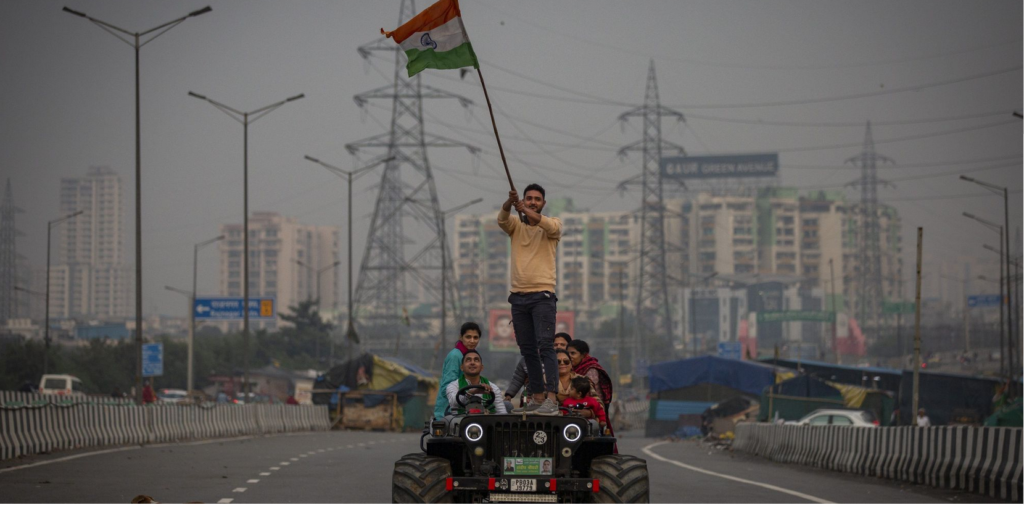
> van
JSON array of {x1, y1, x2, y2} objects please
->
[{"x1": 39, "y1": 374, "x2": 85, "y2": 396}]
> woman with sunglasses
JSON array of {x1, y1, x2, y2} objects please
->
[{"x1": 555, "y1": 349, "x2": 597, "y2": 404}]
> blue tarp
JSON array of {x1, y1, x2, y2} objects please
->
[
  {"x1": 649, "y1": 356, "x2": 778, "y2": 396},
  {"x1": 360, "y1": 375, "x2": 419, "y2": 408},
  {"x1": 378, "y1": 356, "x2": 435, "y2": 379}
]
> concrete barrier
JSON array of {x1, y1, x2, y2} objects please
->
[
  {"x1": 734, "y1": 423, "x2": 1022, "y2": 502},
  {"x1": 0, "y1": 392, "x2": 331, "y2": 461}
]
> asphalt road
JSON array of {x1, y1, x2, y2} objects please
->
[{"x1": 0, "y1": 430, "x2": 997, "y2": 503}]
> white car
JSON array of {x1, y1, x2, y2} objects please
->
[
  {"x1": 788, "y1": 409, "x2": 879, "y2": 427},
  {"x1": 39, "y1": 374, "x2": 85, "y2": 396},
  {"x1": 157, "y1": 388, "x2": 189, "y2": 404}
]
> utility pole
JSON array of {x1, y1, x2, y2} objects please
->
[
  {"x1": 963, "y1": 263, "x2": 970, "y2": 354},
  {"x1": 912, "y1": 228, "x2": 923, "y2": 418},
  {"x1": 829, "y1": 258, "x2": 838, "y2": 364},
  {"x1": 0, "y1": 180, "x2": 20, "y2": 325}
]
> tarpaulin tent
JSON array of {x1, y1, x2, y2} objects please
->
[
  {"x1": 646, "y1": 356, "x2": 792, "y2": 437},
  {"x1": 759, "y1": 375, "x2": 845, "y2": 422},
  {"x1": 313, "y1": 353, "x2": 438, "y2": 430}
]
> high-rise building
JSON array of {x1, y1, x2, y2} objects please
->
[
  {"x1": 50, "y1": 166, "x2": 132, "y2": 320},
  {"x1": 218, "y1": 212, "x2": 339, "y2": 329}
]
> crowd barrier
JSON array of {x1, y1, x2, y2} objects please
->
[
  {"x1": 733, "y1": 423, "x2": 1022, "y2": 502},
  {"x1": 0, "y1": 392, "x2": 331, "y2": 461}
]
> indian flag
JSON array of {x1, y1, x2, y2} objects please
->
[{"x1": 381, "y1": 0, "x2": 479, "y2": 77}]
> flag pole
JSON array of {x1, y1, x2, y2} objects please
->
[{"x1": 475, "y1": 67, "x2": 525, "y2": 221}]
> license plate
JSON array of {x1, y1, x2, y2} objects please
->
[{"x1": 510, "y1": 479, "x2": 536, "y2": 492}]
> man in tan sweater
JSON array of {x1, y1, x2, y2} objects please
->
[{"x1": 498, "y1": 183, "x2": 562, "y2": 415}]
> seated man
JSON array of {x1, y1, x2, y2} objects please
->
[{"x1": 446, "y1": 350, "x2": 508, "y2": 415}]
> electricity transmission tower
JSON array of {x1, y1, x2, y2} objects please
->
[
  {"x1": 618, "y1": 61, "x2": 686, "y2": 369},
  {"x1": 0, "y1": 179, "x2": 21, "y2": 324},
  {"x1": 345, "y1": 0, "x2": 476, "y2": 355},
  {"x1": 846, "y1": 121, "x2": 892, "y2": 333}
]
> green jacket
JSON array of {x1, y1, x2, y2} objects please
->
[{"x1": 433, "y1": 347, "x2": 464, "y2": 419}]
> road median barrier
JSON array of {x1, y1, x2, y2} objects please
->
[
  {"x1": 0, "y1": 391, "x2": 330, "y2": 461},
  {"x1": 733, "y1": 422, "x2": 1021, "y2": 502}
]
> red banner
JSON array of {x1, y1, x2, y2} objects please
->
[{"x1": 488, "y1": 309, "x2": 575, "y2": 352}]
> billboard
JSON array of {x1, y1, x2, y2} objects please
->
[
  {"x1": 488, "y1": 309, "x2": 575, "y2": 352},
  {"x1": 661, "y1": 153, "x2": 778, "y2": 179}
]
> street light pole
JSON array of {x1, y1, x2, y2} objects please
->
[
  {"x1": 188, "y1": 235, "x2": 223, "y2": 396},
  {"x1": 190, "y1": 92, "x2": 304, "y2": 398},
  {"x1": 963, "y1": 212, "x2": 1007, "y2": 378},
  {"x1": 63, "y1": 4, "x2": 211, "y2": 406},
  {"x1": 303, "y1": 156, "x2": 393, "y2": 360},
  {"x1": 44, "y1": 210, "x2": 83, "y2": 375},
  {"x1": 961, "y1": 176, "x2": 1016, "y2": 382}
]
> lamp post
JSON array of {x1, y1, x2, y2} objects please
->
[
  {"x1": 302, "y1": 156, "x2": 392, "y2": 360},
  {"x1": 165, "y1": 235, "x2": 223, "y2": 396},
  {"x1": 190, "y1": 91, "x2": 304, "y2": 398},
  {"x1": 295, "y1": 259, "x2": 341, "y2": 364},
  {"x1": 963, "y1": 212, "x2": 1010, "y2": 378},
  {"x1": 961, "y1": 175, "x2": 1015, "y2": 382},
  {"x1": 983, "y1": 244, "x2": 1022, "y2": 362},
  {"x1": 63, "y1": 4, "x2": 212, "y2": 406},
  {"x1": 43, "y1": 210, "x2": 83, "y2": 375}
]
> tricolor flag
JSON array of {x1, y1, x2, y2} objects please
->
[{"x1": 381, "y1": 0, "x2": 480, "y2": 78}]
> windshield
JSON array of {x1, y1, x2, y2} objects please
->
[
  {"x1": 859, "y1": 410, "x2": 878, "y2": 423},
  {"x1": 44, "y1": 378, "x2": 66, "y2": 390}
]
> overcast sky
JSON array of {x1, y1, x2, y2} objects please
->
[{"x1": 1, "y1": 0, "x2": 1021, "y2": 317}]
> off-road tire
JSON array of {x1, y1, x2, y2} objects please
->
[
  {"x1": 590, "y1": 454, "x2": 650, "y2": 503},
  {"x1": 392, "y1": 453, "x2": 453, "y2": 503}
]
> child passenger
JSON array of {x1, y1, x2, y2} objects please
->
[
  {"x1": 433, "y1": 322, "x2": 481, "y2": 419},
  {"x1": 562, "y1": 376, "x2": 607, "y2": 432}
]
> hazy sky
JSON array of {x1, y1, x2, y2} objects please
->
[{"x1": 1, "y1": 0, "x2": 1021, "y2": 317}]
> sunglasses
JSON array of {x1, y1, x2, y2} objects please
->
[{"x1": 557, "y1": 359, "x2": 571, "y2": 365}]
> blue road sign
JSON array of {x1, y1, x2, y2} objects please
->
[
  {"x1": 967, "y1": 294, "x2": 1003, "y2": 308},
  {"x1": 717, "y1": 342, "x2": 742, "y2": 360},
  {"x1": 142, "y1": 343, "x2": 163, "y2": 377},
  {"x1": 194, "y1": 297, "x2": 276, "y2": 320}
]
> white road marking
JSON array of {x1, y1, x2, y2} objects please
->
[
  {"x1": 299, "y1": 454, "x2": 308, "y2": 458},
  {"x1": 317, "y1": 449, "x2": 325, "y2": 452},
  {"x1": 280, "y1": 462, "x2": 290, "y2": 466},
  {"x1": 270, "y1": 467, "x2": 280, "y2": 470},
  {"x1": 260, "y1": 472, "x2": 271, "y2": 476},
  {"x1": 232, "y1": 488, "x2": 247, "y2": 493},
  {"x1": 247, "y1": 479, "x2": 259, "y2": 483},
  {"x1": 641, "y1": 441, "x2": 833, "y2": 504},
  {"x1": 0, "y1": 446, "x2": 139, "y2": 475},
  {"x1": 290, "y1": 457, "x2": 299, "y2": 461},
  {"x1": 217, "y1": 499, "x2": 234, "y2": 504}
]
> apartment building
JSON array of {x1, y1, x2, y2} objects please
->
[
  {"x1": 219, "y1": 212, "x2": 339, "y2": 329},
  {"x1": 50, "y1": 166, "x2": 132, "y2": 320}
]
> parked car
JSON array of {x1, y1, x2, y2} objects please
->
[
  {"x1": 787, "y1": 409, "x2": 879, "y2": 427},
  {"x1": 38, "y1": 374, "x2": 85, "y2": 396},
  {"x1": 156, "y1": 388, "x2": 189, "y2": 404}
]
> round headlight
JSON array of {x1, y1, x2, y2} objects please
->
[
  {"x1": 465, "y1": 423, "x2": 484, "y2": 442},
  {"x1": 563, "y1": 424, "x2": 581, "y2": 442}
]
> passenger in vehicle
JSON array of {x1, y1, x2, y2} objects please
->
[
  {"x1": 434, "y1": 322, "x2": 481, "y2": 420},
  {"x1": 446, "y1": 350, "x2": 508, "y2": 414}
]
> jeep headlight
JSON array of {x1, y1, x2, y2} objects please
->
[
  {"x1": 465, "y1": 423, "x2": 483, "y2": 442},
  {"x1": 563, "y1": 424, "x2": 581, "y2": 442}
]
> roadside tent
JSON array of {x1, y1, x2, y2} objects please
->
[
  {"x1": 647, "y1": 356, "x2": 793, "y2": 437},
  {"x1": 759, "y1": 375, "x2": 845, "y2": 422}
]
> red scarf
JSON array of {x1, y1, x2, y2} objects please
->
[
  {"x1": 455, "y1": 341, "x2": 471, "y2": 355},
  {"x1": 574, "y1": 355, "x2": 613, "y2": 404}
]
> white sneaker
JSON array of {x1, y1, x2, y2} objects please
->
[{"x1": 532, "y1": 398, "x2": 559, "y2": 416}]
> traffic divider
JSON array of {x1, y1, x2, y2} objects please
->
[
  {"x1": 0, "y1": 393, "x2": 330, "y2": 461},
  {"x1": 734, "y1": 423, "x2": 1022, "y2": 502}
]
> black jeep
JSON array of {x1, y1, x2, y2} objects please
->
[{"x1": 392, "y1": 385, "x2": 650, "y2": 503}]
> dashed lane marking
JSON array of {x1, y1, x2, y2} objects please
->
[
  {"x1": 247, "y1": 479, "x2": 259, "y2": 483},
  {"x1": 217, "y1": 499, "x2": 233, "y2": 504},
  {"x1": 270, "y1": 467, "x2": 280, "y2": 470},
  {"x1": 232, "y1": 488, "x2": 247, "y2": 493},
  {"x1": 299, "y1": 454, "x2": 308, "y2": 458},
  {"x1": 641, "y1": 441, "x2": 833, "y2": 504},
  {"x1": 280, "y1": 462, "x2": 290, "y2": 466},
  {"x1": 290, "y1": 458, "x2": 299, "y2": 461},
  {"x1": 260, "y1": 472, "x2": 271, "y2": 476}
]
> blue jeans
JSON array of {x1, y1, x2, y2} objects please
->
[{"x1": 508, "y1": 291, "x2": 558, "y2": 395}]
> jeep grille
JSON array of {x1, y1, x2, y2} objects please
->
[{"x1": 488, "y1": 420, "x2": 559, "y2": 459}]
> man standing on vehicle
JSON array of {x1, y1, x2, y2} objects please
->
[{"x1": 498, "y1": 184, "x2": 562, "y2": 415}]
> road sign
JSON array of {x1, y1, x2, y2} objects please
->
[
  {"x1": 194, "y1": 297, "x2": 276, "y2": 320},
  {"x1": 142, "y1": 343, "x2": 163, "y2": 377},
  {"x1": 967, "y1": 294, "x2": 1003, "y2": 308},
  {"x1": 757, "y1": 311, "x2": 835, "y2": 323},
  {"x1": 717, "y1": 342, "x2": 742, "y2": 360},
  {"x1": 882, "y1": 301, "x2": 916, "y2": 314}
]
